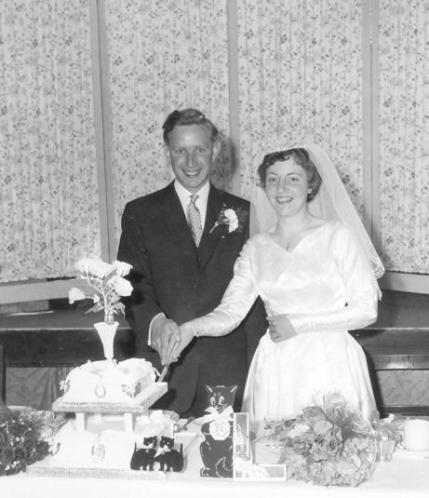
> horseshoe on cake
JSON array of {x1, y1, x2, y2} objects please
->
[{"x1": 95, "y1": 383, "x2": 106, "y2": 398}]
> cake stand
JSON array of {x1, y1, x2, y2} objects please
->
[{"x1": 52, "y1": 382, "x2": 168, "y2": 433}]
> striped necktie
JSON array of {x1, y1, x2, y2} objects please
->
[{"x1": 187, "y1": 194, "x2": 202, "y2": 246}]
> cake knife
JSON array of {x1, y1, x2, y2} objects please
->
[{"x1": 157, "y1": 337, "x2": 179, "y2": 383}]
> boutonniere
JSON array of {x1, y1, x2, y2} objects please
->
[{"x1": 209, "y1": 205, "x2": 247, "y2": 234}]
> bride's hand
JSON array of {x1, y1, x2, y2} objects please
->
[
  {"x1": 169, "y1": 323, "x2": 195, "y2": 363},
  {"x1": 268, "y1": 314, "x2": 297, "y2": 342}
]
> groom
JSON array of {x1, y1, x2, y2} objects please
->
[{"x1": 117, "y1": 108, "x2": 266, "y2": 417}]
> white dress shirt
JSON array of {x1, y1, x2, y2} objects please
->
[
  {"x1": 174, "y1": 180, "x2": 210, "y2": 229},
  {"x1": 148, "y1": 180, "x2": 211, "y2": 345}
]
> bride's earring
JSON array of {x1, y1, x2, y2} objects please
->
[{"x1": 307, "y1": 189, "x2": 312, "y2": 201}]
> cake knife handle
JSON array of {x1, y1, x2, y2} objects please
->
[
  {"x1": 158, "y1": 365, "x2": 169, "y2": 383},
  {"x1": 157, "y1": 338, "x2": 179, "y2": 383}
]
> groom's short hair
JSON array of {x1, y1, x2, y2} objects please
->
[{"x1": 162, "y1": 108, "x2": 219, "y2": 145}]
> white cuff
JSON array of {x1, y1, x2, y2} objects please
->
[{"x1": 148, "y1": 312, "x2": 165, "y2": 346}]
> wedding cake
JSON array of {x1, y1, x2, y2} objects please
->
[
  {"x1": 48, "y1": 411, "x2": 177, "y2": 470},
  {"x1": 59, "y1": 358, "x2": 158, "y2": 406}
]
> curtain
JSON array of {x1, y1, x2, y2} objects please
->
[
  {"x1": 378, "y1": 0, "x2": 429, "y2": 273},
  {"x1": 2, "y1": 0, "x2": 428, "y2": 282},
  {"x1": 0, "y1": 0, "x2": 100, "y2": 283},
  {"x1": 105, "y1": 0, "x2": 231, "y2": 246},
  {"x1": 236, "y1": 0, "x2": 365, "y2": 215}
]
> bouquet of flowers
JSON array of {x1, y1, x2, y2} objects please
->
[
  {"x1": 68, "y1": 258, "x2": 133, "y2": 325},
  {"x1": 0, "y1": 404, "x2": 64, "y2": 476},
  {"x1": 264, "y1": 394, "x2": 377, "y2": 487}
]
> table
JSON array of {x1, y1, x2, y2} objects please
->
[{"x1": 3, "y1": 446, "x2": 429, "y2": 498}]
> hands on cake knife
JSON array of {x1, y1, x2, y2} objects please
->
[{"x1": 158, "y1": 336, "x2": 180, "y2": 382}]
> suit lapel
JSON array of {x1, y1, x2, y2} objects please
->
[
  {"x1": 198, "y1": 185, "x2": 225, "y2": 270},
  {"x1": 160, "y1": 183, "x2": 198, "y2": 258}
]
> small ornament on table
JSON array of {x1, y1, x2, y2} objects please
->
[
  {"x1": 374, "y1": 413, "x2": 403, "y2": 461},
  {"x1": 233, "y1": 412, "x2": 286, "y2": 481},
  {"x1": 154, "y1": 436, "x2": 184, "y2": 472},
  {"x1": 130, "y1": 412, "x2": 185, "y2": 473},
  {"x1": 199, "y1": 385, "x2": 237, "y2": 478},
  {"x1": 403, "y1": 418, "x2": 429, "y2": 452},
  {"x1": 130, "y1": 436, "x2": 158, "y2": 471}
]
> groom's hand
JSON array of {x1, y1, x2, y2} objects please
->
[
  {"x1": 268, "y1": 314, "x2": 297, "y2": 343},
  {"x1": 151, "y1": 315, "x2": 180, "y2": 365},
  {"x1": 169, "y1": 324, "x2": 195, "y2": 363}
]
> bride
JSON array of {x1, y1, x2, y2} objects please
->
[{"x1": 170, "y1": 143, "x2": 384, "y2": 433}]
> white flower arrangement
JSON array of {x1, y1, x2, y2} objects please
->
[
  {"x1": 263, "y1": 394, "x2": 378, "y2": 487},
  {"x1": 210, "y1": 205, "x2": 247, "y2": 234},
  {"x1": 68, "y1": 258, "x2": 133, "y2": 325}
]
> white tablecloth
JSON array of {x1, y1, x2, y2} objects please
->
[{"x1": 3, "y1": 445, "x2": 429, "y2": 498}]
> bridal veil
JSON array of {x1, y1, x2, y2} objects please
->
[{"x1": 250, "y1": 143, "x2": 385, "y2": 280}]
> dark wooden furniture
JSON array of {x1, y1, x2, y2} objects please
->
[
  {"x1": 0, "y1": 344, "x2": 4, "y2": 402},
  {"x1": 351, "y1": 327, "x2": 429, "y2": 416},
  {"x1": 0, "y1": 309, "x2": 135, "y2": 368},
  {"x1": 1, "y1": 291, "x2": 429, "y2": 415}
]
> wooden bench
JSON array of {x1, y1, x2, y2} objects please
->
[
  {"x1": 0, "y1": 344, "x2": 4, "y2": 402},
  {"x1": 351, "y1": 327, "x2": 429, "y2": 416},
  {"x1": 1, "y1": 292, "x2": 429, "y2": 415}
]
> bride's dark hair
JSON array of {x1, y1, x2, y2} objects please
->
[{"x1": 257, "y1": 148, "x2": 322, "y2": 201}]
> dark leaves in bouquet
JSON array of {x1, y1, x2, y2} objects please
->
[{"x1": 0, "y1": 411, "x2": 51, "y2": 476}]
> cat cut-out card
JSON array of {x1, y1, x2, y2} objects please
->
[
  {"x1": 199, "y1": 385, "x2": 286, "y2": 480},
  {"x1": 199, "y1": 385, "x2": 236, "y2": 478}
]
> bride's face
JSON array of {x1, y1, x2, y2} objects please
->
[{"x1": 264, "y1": 158, "x2": 309, "y2": 217}]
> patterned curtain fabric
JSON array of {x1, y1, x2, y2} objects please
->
[
  {"x1": 236, "y1": 0, "x2": 365, "y2": 215},
  {"x1": 1, "y1": 0, "x2": 428, "y2": 282},
  {"x1": 378, "y1": 0, "x2": 429, "y2": 273},
  {"x1": 0, "y1": 0, "x2": 100, "y2": 283},
  {"x1": 105, "y1": 0, "x2": 231, "y2": 246}
]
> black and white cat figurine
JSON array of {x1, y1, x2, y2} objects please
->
[
  {"x1": 200, "y1": 384, "x2": 237, "y2": 478},
  {"x1": 130, "y1": 436, "x2": 157, "y2": 471},
  {"x1": 154, "y1": 436, "x2": 184, "y2": 472}
]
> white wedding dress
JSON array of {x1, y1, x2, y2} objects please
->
[{"x1": 186, "y1": 221, "x2": 379, "y2": 433}]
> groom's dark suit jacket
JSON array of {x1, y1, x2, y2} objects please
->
[{"x1": 117, "y1": 182, "x2": 266, "y2": 415}]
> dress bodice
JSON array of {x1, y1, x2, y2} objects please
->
[
  {"x1": 186, "y1": 221, "x2": 379, "y2": 337},
  {"x1": 250, "y1": 222, "x2": 353, "y2": 317}
]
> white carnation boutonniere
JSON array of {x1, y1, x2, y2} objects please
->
[
  {"x1": 209, "y1": 205, "x2": 247, "y2": 235},
  {"x1": 68, "y1": 258, "x2": 133, "y2": 325}
]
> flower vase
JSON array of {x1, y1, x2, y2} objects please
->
[{"x1": 93, "y1": 321, "x2": 119, "y2": 360}]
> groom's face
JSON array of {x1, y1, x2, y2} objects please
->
[{"x1": 167, "y1": 124, "x2": 217, "y2": 194}]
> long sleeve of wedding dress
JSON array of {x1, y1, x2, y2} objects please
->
[
  {"x1": 186, "y1": 241, "x2": 260, "y2": 337},
  {"x1": 286, "y1": 224, "x2": 379, "y2": 334},
  {"x1": 185, "y1": 222, "x2": 379, "y2": 339}
]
